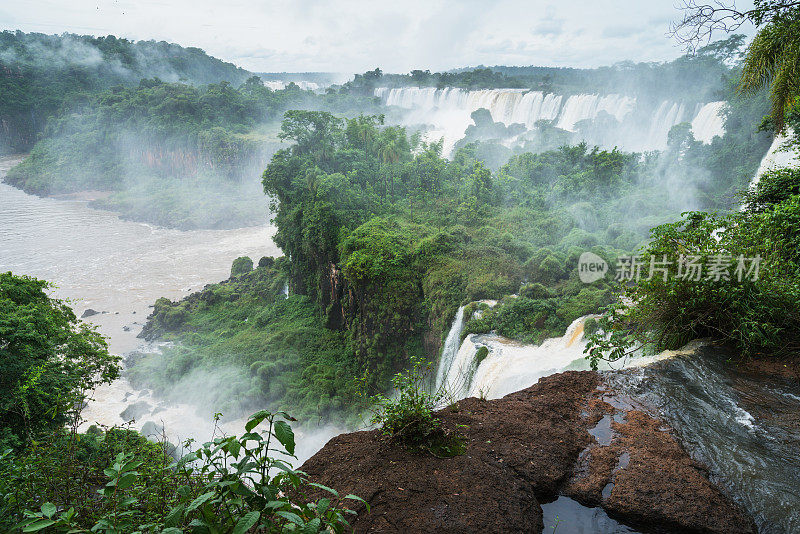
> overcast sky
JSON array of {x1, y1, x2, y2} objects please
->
[{"x1": 0, "y1": 0, "x2": 755, "y2": 74}]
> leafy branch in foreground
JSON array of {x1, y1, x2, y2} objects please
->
[{"x1": 9, "y1": 410, "x2": 367, "y2": 533}]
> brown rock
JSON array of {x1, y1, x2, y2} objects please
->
[
  {"x1": 301, "y1": 371, "x2": 755, "y2": 534},
  {"x1": 300, "y1": 430, "x2": 542, "y2": 533}
]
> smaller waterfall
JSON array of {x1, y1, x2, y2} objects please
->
[
  {"x1": 434, "y1": 306, "x2": 467, "y2": 392},
  {"x1": 468, "y1": 316, "x2": 590, "y2": 399},
  {"x1": 747, "y1": 128, "x2": 799, "y2": 192},
  {"x1": 434, "y1": 312, "x2": 594, "y2": 402},
  {"x1": 690, "y1": 101, "x2": 727, "y2": 143}
]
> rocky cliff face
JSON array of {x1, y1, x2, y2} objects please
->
[{"x1": 301, "y1": 371, "x2": 755, "y2": 534}]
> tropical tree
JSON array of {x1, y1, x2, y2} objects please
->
[
  {"x1": 672, "y1": 1, "x2": 800, "y2": 129},
  {"x1": 739, "y1": 11, "x2": 800, "y2": 130},
  {"x1": 0, "y1": 272, "x2": 119, "y2": 449}
]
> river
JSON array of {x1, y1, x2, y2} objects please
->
[{"x1": 0, "y1": 155, "x2": 281, "y2": 443}]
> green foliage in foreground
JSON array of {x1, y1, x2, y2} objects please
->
[
  {"x1": 0, "y1": 272, "x2": 120, "y2": 450},
  {"x1": 2, "y1": 411, "x2": 366, "y2": 533},
  {"x1": 586, "y1": 163, "x2": 800, "y2": 368},
  {"x1": 0, "y1": 271, "x2": 363, "y2": 532}
]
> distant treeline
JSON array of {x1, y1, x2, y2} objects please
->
[
  {"x1": 0, "y1": 31, "x2": 250, "y2": 153},
  {"x1": 4, "y1": 76, "x2": 387, "y2": 228},
  {"x1": 342, "y1": 35, "x2": 746, "y2": 104}
]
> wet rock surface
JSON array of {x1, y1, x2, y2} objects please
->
[
  {"x1": 120, "y1": 400, "x2": 152, "y2": 422},
  {"x1": 301, "y1": 371, "x2": 756, "y2": 534}
]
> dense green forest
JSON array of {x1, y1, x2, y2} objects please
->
[
  {"x1": 4, "y1": 76, "x2": 386, "y2": 228},
  {"x1": 0, "y1": 31, "x2": 250, "y2": 154}
]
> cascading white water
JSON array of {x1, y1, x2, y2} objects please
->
[
  {"x1": 643, "y1": 101, "x2": 688, "y2": 150},
  {"x1": 747, "y1": 128, "x2": 799, "y2": 192},
  {"x1": 262, "y1": 80, "x2": 321, "y2": 91},
  {"x1": 434, "y1": 306, "x2": 467, "y2": 393},
  {"x1": 461, "y1": 316, "x2": 591, "y2": 400},
  {"x1": 555, "y1": 93, "x2": 635, "y2": 132},
  {"x1": 690, "y1": 101, "x2": 727, "y2": 143},
  {"x1": 433, "y1": 307, "x2": 711, "y2": 403},
  {"x1": 376, "y1": 86, "x2": 723, "y2": 155},
  {"x1": 433, "y1": 303, "x2": 596, "y2": 401}
]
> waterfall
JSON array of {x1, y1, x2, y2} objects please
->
[
  {"x1": 433, "y1": 311, "x2": 701, "y2": 402},
  {"x1": 747, "y1": 128, "x2": 799, "y2": 192},
  {"x1": 690, "y1": 101, "x2": 727, "y2": 143},
  {"x1": 434, "y1": 312, "x2": 594, "y2": 402},
  {"x1": 555, "y1": 94, "x2": 635, "y2": 132},
  {"x1": 375, "y1": 86, "x2": 721, "y2": 155},
  {"x1": 434, "y1": 306, "x2": 467, "y2": 392},
  {"x1": 467, "y1": 316, "x2": 590, "y2": 399},
  {"x1": 643, "y1": 101, "x2": 688, "y2": 150},
  {"x1": 262, "y1": 80, "x2": 321, "y2": 91}
]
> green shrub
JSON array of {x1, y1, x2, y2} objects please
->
[
  {"x1": 519, "y1": 282, "x2": 554, "y2": 300},
  {"x1": 583, "y1": 317, "x2": 599, "y2": 336},
  {"x1": 475, "y1": 346, "x2": 489, "y2": 365},
  {"x1": 231, "y1": 256, "x2": 254, "y2": 277},
  {"x1": 531, "y1": 255, "x2": 565, "y2": 285},
  {"x1": 258, "y1": 256, "x2": 276, "y2": 268},
  {"x1": 369, "y1": 358, "x2": 464, "y2": 457},
  {"x1": 9, "y1": 411, "x2": 367, "y2": 534}
]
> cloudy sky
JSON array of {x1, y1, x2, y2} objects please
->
[{"x1": 0, "y1": 0, "x2": 755, "y2": 73}]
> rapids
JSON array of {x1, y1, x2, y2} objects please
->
[{"x1": 434, "y1": 304, "x2": 800, "y2": 533}]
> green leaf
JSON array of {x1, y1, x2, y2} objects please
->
[
  {"x1": 266, "y1": 500, "x2": 288, "y2": 510},
  {"x1": 273, "y1": 420, "x2": 296, "y2": 455},
  {"x1": 275, "y1": 511, "x2": 304, "y2": 526},
  {"x1": 316, "y1": 498, "x2": 330, "y2": 517},
  {"x1": 245, "y1": 409, "x2": 272, "y2": 432},
  {"x1": 22, "y1": 519, "x2": 56, "y2": 532},
  {"x1": 345, "y1": 494, "x2": 370, "y2": 512},
  {"x1": 40, "y1": 502, "x2": 56, "y2": 519},
  {"x1": 165, "y1": 504, "x2": 184, "y2": 527},
  {"x1": 308, "y1": 482, "x2": 338, "y2": 497},
  {"x1": 232, "y1": 511, "x2": 260, "y2": 534},
  {"x1": 116, "y1": 472, "x2": 138, "y2": 490},
  {"x1": 301, "y1": 517, "x2": 321, "y2": 533},
  {"x1": 186, "y1": 491, "x2": 215, "y2": 512},
  {"x1": 160, "y1": 529, "x2": 184, "y2": 534}
]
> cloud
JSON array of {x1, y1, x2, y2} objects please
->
[
  {"x1": 0, "y1": 0, "x2": 756, "y2": 73},
  {"x1": 532, "y1": 9, "x2": 565, "y2": 37},
  {"x1": 602, "y1": 25, "x2": 642, "y2": 39}
]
